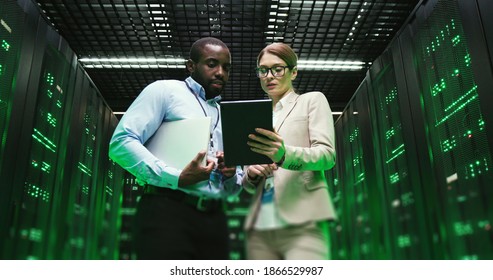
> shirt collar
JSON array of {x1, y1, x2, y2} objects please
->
[
  {"x1": 185, "y1": 76, "x2": 222, "y2": 105},
  {"x1": 185, "y1": 77, "x2": 206, "y2": 100},
  {"x1": 275, "y1": 91, "x2": 295, "y2": 112}
]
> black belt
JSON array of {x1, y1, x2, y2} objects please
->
[{"x1": 144, "y1": 185, "x2": 224, "y2": 213}]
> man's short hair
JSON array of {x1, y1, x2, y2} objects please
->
[{"x1": 189, "y1": 37, "x2": 229, "y2": 62}]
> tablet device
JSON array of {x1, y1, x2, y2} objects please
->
[
  {"x1": 220, "y1": 99, "x2": 273, "y2": 166},
  {"x1": 145, "y1": 117, "x2": 211, "y2": 169}
]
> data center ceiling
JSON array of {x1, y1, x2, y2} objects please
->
[{"x1": 34, "y1": 0, "x2": 420, "y2": 113}]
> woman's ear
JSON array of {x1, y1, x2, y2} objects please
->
[{"x1": 291, "y1": 66, "x2": 298, "y2": 80}]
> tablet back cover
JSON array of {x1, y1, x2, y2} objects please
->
[{"x1": 220, "y1": 99, "x2": 272, "y2": 166}]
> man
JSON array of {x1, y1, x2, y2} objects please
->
[{"x1": 109, "y1": 37, "x2": 243, "y2": 259}]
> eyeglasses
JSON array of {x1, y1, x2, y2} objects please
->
[{"x1": 255, "y1": 65, "x2": 293, "y2": 78}]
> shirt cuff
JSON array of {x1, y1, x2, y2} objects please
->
[{"x1": 144, "y1": 163, "x2": 181, "y2": 189}]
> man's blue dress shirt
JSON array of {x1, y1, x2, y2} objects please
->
[{"x1": 109, "y1": 77, "x2": 243, "y2": 198}]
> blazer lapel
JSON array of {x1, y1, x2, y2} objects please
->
[{"x1": 274, "y1": 92, "x2": 299, "y2": 132}]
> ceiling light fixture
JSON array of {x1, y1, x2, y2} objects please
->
[
  {"x1": 297, "y1": 60, "x2": 366, "y2": 70},
  {"x1": 79, "y1": 58, "x2": 365, "y2": 71},
  {"x1": 79, "y1": 57, "x2": 187, "y2": 69}
]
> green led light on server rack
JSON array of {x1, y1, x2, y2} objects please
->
[
  {"x1": 1, "y1": 39, "x2": 9, "y2": 51},
  {"x1": 20, "y1": 228, "x2": 43, "y2": 242},
  {"x1": 86, "y1": 147, "x2": 93, "y2": 157},
  {"x1": 466, "y1": 158, "x2": 489, "y2": 176},
  {"x1": 435, "y1": 85, "x2": 478, "y2": 126},
  {"x1": 401, "y1": 192, "x2": 415, "y2": 206},
  {"x1": 440, "y1": 137, "x2": 457, "y2": 152},
  {"x1": 431, "y1": 79, "x2": 446, "y2": 96},
  {"x1": 389, "y1": 173, "x2": 400, "y2": 184},
  {"x1": 465, "y1": 53, "x2": 471, "y2": 66},
  {"x1": 452, "y1": 35, "x2": 461, "y2": 46},
  {"x1": 478, "y1": 118, "x2": 485, "y2": 130},
  {"x1": 477, "y1": 220, "x2": 490, "y2": 229},
  {"x1": 82, "y1": 185, "x2": 89, "y2": 195},
  {"x1": 425, "y1": 19, "x2": 456, "y2": 55},
  {"x1": 41, "y1": 162, "x2": 51, "y2": 173},
  {"x1": 454, "y1": 222, "x2": 473, "y2": 236},
  {"x1": 386, "y1": 144, "x2": 405, "y2": 164},
  {"x1": 32, "y1": 128, "x2": 56, "y2": 152},
  {"x1": 46, "y1": 113, "x2": 56, "y2": 127},
  {"x1": 355, "y1": 173, "x2": 365, "y2": 185},
  {"x1": 25, "y1": 183, "x2": 50, "y2": 202},
  {"x1": 397, "y1": 235, "x2": 412, "y2": 248},
  {"x1": 385, "y1": 87, "x2": 398, "y2": 104},
  {"x1": 105, "y1": 186, "x2": 113, "y2": 196},
  {"x1": 385, "y1": 128, "x2": 396, "y2": 140},
  {"x1": 78, "y1": 162, "x2": 93, "y2": 176},
  {"x1": 349, "y1": 128, "x2": 359, "y2": 142},
  {"x1": 30, "y1": 160, "x2": 51, "y2": 173},
  {"x1": 45, "y1": 73, "x2": 54, "y2": 85}
]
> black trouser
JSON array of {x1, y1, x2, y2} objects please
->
[{"x1": 132, "y1": 193, "x2": 229, "y2": 260}]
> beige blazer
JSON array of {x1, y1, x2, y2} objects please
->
[{"x1": 242, "y1": 91, "x2": 337, "y2": 230}]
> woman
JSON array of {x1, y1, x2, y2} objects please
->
[{"x1": 243, "y1": 42, "x2": 337, "y2": 260}]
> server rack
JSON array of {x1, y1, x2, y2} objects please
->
[
  {"x1": 334, "y1": 0, "x2": 493, "y2": 259},
  {"x1": 224, "y1": 190, "x2": 252, "y2": 260},
  {"x1": 5, "y1": 11, "x2": 77, "y2": 259},
  {"x1": 0, "y1": 0, "x2": 31, "y2": 247},
  {"x1": 0, "y1": 0, "x2": 24, "y2": 177},
  {"x1": 458, "y1": 0, "x2": 493, "y2": 150},
  {"x1": 101, "y1": 115, "x2": 125, "y2": 260},
  {"x1": 407, "y1": 0, "x2": 493, "y2": 259},
  {"x1": 366, "y1": 41, "x2": 439, "y2": 259},
  {"x1": 326, "y1": 162, "x2": 346, "y2": 259},
  {"x1": 0, "y1": 0, "x2": 124, "y2": 259},
  {"x1": 118, "y1": 173, "x2": 142, "y2": 260},
  {"x1": 334, "y1": 80, "x2": 392, "y2": 259}
]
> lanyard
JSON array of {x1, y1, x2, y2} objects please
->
[{"x1": 186, "y1": 83, "x2": 220, "y2": 147}]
